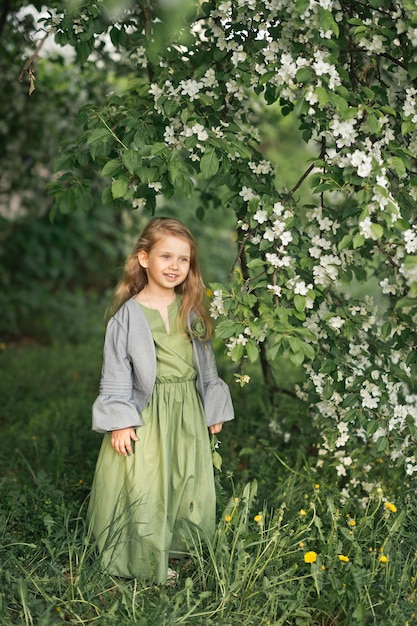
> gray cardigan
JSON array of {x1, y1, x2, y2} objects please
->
[{"x1": 92, "y1": 298, "x2": 234, "y2": 433}]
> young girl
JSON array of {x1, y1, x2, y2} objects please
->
[{"x1": 87, "y1": 217, "x2": 234, "y2": 584}]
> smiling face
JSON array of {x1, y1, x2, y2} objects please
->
[{"x1": 138, "y1": 234, "x2": 191, "y2": 295}]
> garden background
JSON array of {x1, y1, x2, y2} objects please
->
[{"x1": 1, "y1": 1, "x2": 417, "y2": 624}]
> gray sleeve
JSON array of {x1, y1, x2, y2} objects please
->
[
  {"x1": 198, "y1": 340, "x2": 235, "y2": 427},
  {"x1": 203, "y1": 377, "x2": 235, "y2": 427},
  {"x1": 92, "y1": 318, "x2": 143, "y2": 433}
]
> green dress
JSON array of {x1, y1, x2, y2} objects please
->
[{"x1": 87, "y1": 299, "x2": 216, "y2": 583}]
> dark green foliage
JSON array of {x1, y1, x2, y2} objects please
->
[{"x1": 0, "y1": 208, "x2": 128, "y2": 341}]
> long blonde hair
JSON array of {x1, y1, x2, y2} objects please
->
[{"x1": 109, "y1": 218, "x2": 212, "y2": 339}]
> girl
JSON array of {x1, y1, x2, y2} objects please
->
[{"x1": 87, "y1": 217, "x2": 234, "y2": 584}]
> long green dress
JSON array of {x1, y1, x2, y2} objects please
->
[{"x1": 87, "y1": 299, "x2": 216, "y2": 583}]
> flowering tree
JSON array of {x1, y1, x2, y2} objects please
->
[{"x1": 28, "y1": 0, "x2": 417, "y2": 496}]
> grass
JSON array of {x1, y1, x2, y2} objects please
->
[{"x1": 0, "y1": 309, "x2": 416, "y2": 625}]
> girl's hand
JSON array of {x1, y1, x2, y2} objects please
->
[
  {"x1": 111, "y1": 427, "x2": 139, "y2": 456},
  {"x1": 209, "y1": 422, "x2": 223, "y2": 434}
]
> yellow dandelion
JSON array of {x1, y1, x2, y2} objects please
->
[
  {"x1": 385, "y1": 502, "x2": 397, "y2": 513},
  {"x1": 254, "y1": 513, "x2": 263, "y2": 523},
  {"x1": 379, "y1": 555, "x2": 388, "y2": 564},
  {"x1": 299, "y1": 509, "x2": 307, "y2": 516},
  {"x1": 348, "y1": 519, "x2": 356, "y2": 527},
  {"x1": 206, "y1": 288, "x2": 213, "y2": 297},
  {"x1": 314, "y1": 484, "x2": 320, "y2": 490},
  {"x1": 304, "y1": 551, "x2": 318, "y2": 564},
  {"x1": 321, "y1": 564, "x2": 326, "y2": 570},
  {"x1": 224, "y1": 514, "x2": 232, "y2": 523},
  {"x1": 338, "y1": 554, "x2": 349, "y2": 563}
]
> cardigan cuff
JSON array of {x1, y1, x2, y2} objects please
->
[{"x1": 92, "y1": 394, "x2": 142, "y2": 433}]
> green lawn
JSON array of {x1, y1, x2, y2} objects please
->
[{"x1": 0, "y1": 314, "x2": 416, "y2": 625}]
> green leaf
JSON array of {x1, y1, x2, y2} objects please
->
[
  {"x1": 246, "y1": 341, "x2": 259, "y2": 363},
  {"x1": 402, "y1": 120, "x2": 415, "y2": 136},
  {"x1": 322, "y1": 382, "x2": 333, "y2": 400},
  {"x1": 101, "y1": 159, "x2": 123, "y2": 178},
  {"x1": 370, "y1": 223, "x2": 383, "y2": 240},
  {"x1": 122, "y1": 150, "x2": 143, "y2": 175},
  {"x1": 289, "y1": 351, "x2": 304, "y2": 367},
  {"x1": 366, "y1": 113, "x2": 380, "y2": 135},
  {"x1": 389, "y1": 156, "x2": 407, "y2": 177},
  {"x1": 228, "y1": 139, "x2": 253, "y2": 159},
  {"x1": 215, "y1": 319, "x2": 243, "y2": 339},
  {"x1": 409, "y1": 62, "x2": 417, "y2": 81},
  {"x1": 295, "y1": 0, "x2": 309, "y2": 15},
  {"x1": 76, "y1": 40, "x2": 90, "y2": 64},
  {"x1": 315, "y1": 86, "x2": 329, "y2": 107},
  {"x1": 318, "y1": 7, "x2": 339, "y2": 36},
  {"x1": 212, "y1": 450, "x2": 222, "y2": 471},
  {"x1": 258, "y1": 71, "x2": 276, "y2": 86},
  {"x1": 296, "y1": 67, "x2": 314, "y2": 83},
  {"x1": 381, "y1": 322, "x2": 391, "y2": 340},
  {"x1": 87, "y1": 127, "x2": 111, "y2": 145},
  {"x1": 101, "y1": 185, "x2": 113, "y2": 205},
  {"x1": 200, "y1": 148, "x2": 219, "y2": 177},
  {"x1": 353, "y1": 233, "x2": 364, "y2": 248},
  {"x1": 288, "y1": 336, "x2": 304, "y2": 353},
  {"x1": 338, "y1": 234, "x2": 353, "y2": 251},
  {"x1": 247, "y1": 258, "x2": 265, "y2": 269},
  {"x1": 111, "y1": 177, "x2": 129, "y2": 199},
  {"x1": 59, "y1": 188, "x2": 75, "y2": 214},
  {"x1": 294, "y1": 295, "x2": 306, "y2": 312},
  {"x1": 302, "y1": 342, "x2": 315, "y2": 360}
]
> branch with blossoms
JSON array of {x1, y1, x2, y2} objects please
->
[{"x1": 44, "y1": 0, "x2": 417, "y2": 497}]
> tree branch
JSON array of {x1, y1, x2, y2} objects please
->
[
  {"x1": 228, "y1": 233, "x2": 249, "y2": 281},
  {"x1": 283, "y1": 135, "x2": 327, "y2": 205},
  {"x1": 18, "y1": 31, "x2": 51, "y2": 95}
]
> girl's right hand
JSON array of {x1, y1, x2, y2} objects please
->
[{"x1": 111, "y1": 427, "x2": 139, "y2": 456}]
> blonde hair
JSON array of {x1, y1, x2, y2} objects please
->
[{"x1": 109, "y1": 218, "x2": 212, "y2": 339}]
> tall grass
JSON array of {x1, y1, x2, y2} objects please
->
[{"x1": 0, "y1": 325, "x2": 416, "y2": 625}]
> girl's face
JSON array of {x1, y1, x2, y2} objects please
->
[{"x1": 138, "y1": 235, "x2": 191, "y2": 293}]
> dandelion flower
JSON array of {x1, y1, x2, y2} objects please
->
[
  {"x1": 385, "y1": 502, "x2": 397, "y2": 513},
  {"x1": 314, "y1": 484, "x2": 320, "y2": 490},
  {"x1": 304, "y1": 551, "x2": 318, "y2": 564},
  {"x1": 254, "y1": 513, "x2": 263, "y2": 523},
  {"x1": 379, "y1": 555, "x2": 388, "y2": 563},
  {"x1": 348, "y1": 519, "x2": 356, "y2": 527},
  {"x1": 299, "y1": 509, "x2": 307, "y2": 516},
  {"x1": 321, "y1": 564, "x2": 326, "y2": 570},
  {"x1": 338, "y1": 554, "x2": 350, "y2": 563},
  {"x1": 224, "y1": 514, "x2": 232, "y2": 523}
]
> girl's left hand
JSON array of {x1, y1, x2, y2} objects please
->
[{"x1": 209, "y1": 422, "x2": 223, "y2": 434}]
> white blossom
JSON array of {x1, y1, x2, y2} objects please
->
[{"x1": 253, "y1": 209, "x2": 268, "y2": 223}]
